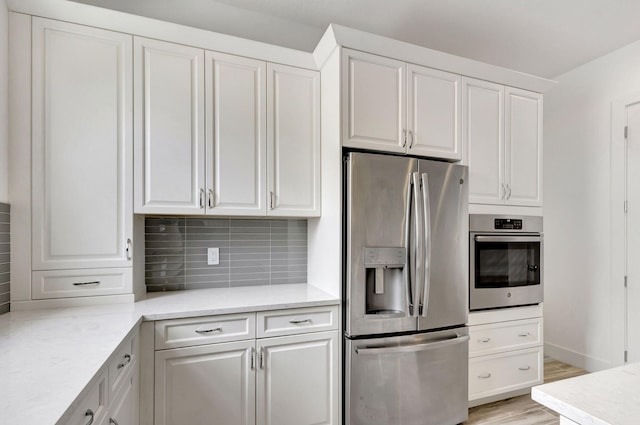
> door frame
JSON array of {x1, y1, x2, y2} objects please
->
[{"x1": 611, "y1": 92, "x2": 640, "y2": 366}]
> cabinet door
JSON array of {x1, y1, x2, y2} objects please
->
[
  {"x1": 108, "y1": 370, "x2": 139, "y2": 425},
  {"x1": 134, "y1": 37, "x2": 205, "y2": 214},
  {"x1": 505, "y1": 87, "x2": 543, "y2": 206},
  {"x1": 464, "y1": 77, "x2": 505, "y2": 205},
  {"x1": 342, "y1": 49, "x2": 406, "y2": 153},
  {"x1": 407, "y1": 65, "x2": 462, "y2": 160},
  {"x1": 257, "y1": 331, "x2": 339, "y2": 425},
  {"x1": 267, "y1": 64, "x2": 320, "y2": 217},
  {"x1": 155, "y1": 340, "x2": 256, "y2": 425},
  {"x1": 205, "y1": 51, "x2": 266, "y2": 215},
  {"x1": 31, "y1": 18, "x2": 132, "y2": 270}
]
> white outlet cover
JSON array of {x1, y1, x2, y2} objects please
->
[{"x1": 207, "y1": 248, "x2": 220, "y2": 265}]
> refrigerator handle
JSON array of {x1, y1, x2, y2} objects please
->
[
  {"x1": 420, "y1": 173, "x2": 432, "y2": 317},
  {"x1": 355, "y1": 334, "x2": 470, "y2": 355},
  {"x1": 405, "y1": 174, "x2": 414, "y2": 316},
  {"x1": 411, "y1": 172, "x2": 423, "y2": 317}
]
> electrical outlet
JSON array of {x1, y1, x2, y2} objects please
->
[{"x1": 207, "y1": 247, "x2": 220, "y2": 265}]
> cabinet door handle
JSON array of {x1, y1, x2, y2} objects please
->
[
  {"x1": 506, "y1": 184, "x2": 512, "y2": 200},
  {"x1": 408, "y1": 130, "x2": 414, "y2": 148},
  {"x1": 269, "y1": 191, "x2": 274, "y2": 210},
  {"x1": 250, "y1": 347, "x2": 256, "y2": 370},
  {"x1": 478, "y1": 373, "x2": 492, "y2": 379},
  {"x1": 199, "y1": 188, "x2": 205, "y2": 209},
  {"x1": 518, "y1": 332, "x2": 531, "y2": 337},
  {"x1": 73, "y1": 281, "x2": 100, "y2": 286},
  {"x1": 502, "y1": 183, "x2": 507, "y2": 200},
  {"x1": 195, "y1": 327, "x2": 222, "y2": 334},
  {"x1": 126, "y1": 238, "x2": 132, "y2": 261},
  {"x1": 109, "y1": 419, "x2": 119, "y2": 425},
  {"x1": 259, "y1": 347, "x2": 265, "y2": 369},
  {"x1": 289, "y1": 318, "x2": 312, "y2": 325},
  {"x1": 208, "y1": 189, "x2": 214, "y2": 209},
  {"x1": 84, "y1": 409, "x2": 94, "y2": 425},
  {"x1": 478, "y1": 338, "x2": 491, "y2": 343},
  {"x1": 402, "y1": 129, "x2": 407, "y2": 148},
  {"x1": 117, "y1": 354, "x2": 131, "y2": 370},
  {"x1": 519, "y1": 366, "x2": 531, "y2": 371}
]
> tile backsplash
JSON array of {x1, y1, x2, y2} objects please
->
[
  {"x1": 145, "y1": 217, "x2": 307, "y2": 292},
  {"x1": 0, "y1": 203, "x2": 9, "y2": 314}
]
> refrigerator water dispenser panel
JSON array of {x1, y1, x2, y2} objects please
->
[{"x1": 364, "y1": 247, "x2": 406, "y2": 317}]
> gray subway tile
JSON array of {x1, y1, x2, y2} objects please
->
[
  {"x1": 0, "y1": 303, "x2": 9, "y2": 315},
  {"x1": 0, "y1": 282, "x2": 9, "y2": 294},
  {"x1": 0, "y1": 292, "x2": 9, "y2": 304},
  {"x1": 229, "y1": 279, "x2": 270, "y2": 288},
  {"x1": 0, "y1": 203, "x2": 9, "y2": 214},
  {"x1": 185, "y1": 274, "x2": 230, "y2": 284},
  {"x1": 0, "y1": 213, "x2": 9, "y2": 225},
  {"x1": 0, "y1": 224, "x2": 9, "y2": 234},
  {"x1": 271, "y1": 278, "x2": 306, "y2": 285},
  {"x1": 0, "y1": 234, "x2": 10, "y2": 243},
  {"x1": 147, "y1": 283, "x2": 186, "y2": 292},
  {"x1": 185, "y1": 281, "x2": 229, "y2": 290},
  {"x1": 0, "y1": 273, "x2": 9, "y2": 284}
]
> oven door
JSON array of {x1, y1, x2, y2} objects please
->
[{"x1": 470, "y1": 234, "x2": 543, "y2": 310}]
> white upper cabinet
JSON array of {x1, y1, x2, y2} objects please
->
[
  {"x1": 342, "y1": 49, "x2": 406, "y2": 153},
  {"x1": 267, "y1": 64, "x2": 321, "y2": 217},
  {"x1": 505, "y1": 87, "x2": 543, "y2": 206},
  {"x1": 31, "y1": 18, "x2": 133, "y2": 270},
  {"x1": 464, "y1": 78, "x2": 505, "y2": 204},
  {"x1": 343, "y1": 49, "x2": 462, "y2": 161},
  {"x1": 464, "y1": 77, "x2": 542, "y2": 207},
  {"x1": 134, "y1": 37, "x2": 205, "y2": 215},
  {"x1": 407, "y1": 65, "x2": 462, "y2": 160},
  {"x1": 206, "y1": 51, "x2": 267, "y2": 216}
]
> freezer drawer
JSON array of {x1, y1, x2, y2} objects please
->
[{"x1": 346, "y1": 328, "x2": 469, "y2": 425}]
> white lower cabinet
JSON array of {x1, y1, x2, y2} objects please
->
[
  {"x1": 468, "y1": 305, "x2": 543, "y2": 406},
  {"x1": 153, "y1": 307, "x2": 339, "y2": 425}
]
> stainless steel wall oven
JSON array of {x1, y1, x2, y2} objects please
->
[{"x1": 469, "y1": 214, "x2": 543, "y2": 311}]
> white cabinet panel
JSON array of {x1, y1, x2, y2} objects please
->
[
  {"x1": 31, "y1": 268, "x2": 131, "y2": 300},
  {"x1": 408, "y1": 65, "x2": 462, "y2": 160},
  {"x1": 109, "y1": 370, "x2": 138, "y2": 425},
  {"x1": 155, "y1": 313, "x2": 256, "y2": 350},
  {"x1": 257, "y1": 305, "x2": 339, "y2": 338},
  {"x1": 155, "y1": 340, "x2": 256, "y2": 425},
  {"x1": 267, "y1": 63, "x2": 320, "y2": 216},
  {"x1": 206, "y1": 51, "x2": 266, "y2": 215},
  {"x1": 31, "y1": 18, "x2": 132, "y2": 270},
  {"x1": 257, "y1": 331, "x2": 339, "y2": 425},
  {"x1": 505, "y1": 87, "x2": 543, "y2": 206},
  {"x1": 342, "y1": 49, "x2": 406, "y2": 153},
  {"x1": 464, "y1": 78, "x2": 505, "y2": 205},
  {"x1": 134, "y1": 37, "x2": 205, "y2": 214}
]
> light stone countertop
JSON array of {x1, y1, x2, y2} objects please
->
[
  {"x1": 0, "y1": 284, "x2": 339, "y2": 425},
  {"x1": 532, "y1": 362, "x2": 640, "y2": 425}
]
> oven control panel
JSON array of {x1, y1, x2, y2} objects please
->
[{"x1": 494, "y1": 218, "x2": 523, "y2": 230}]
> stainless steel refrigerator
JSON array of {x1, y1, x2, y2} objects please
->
[{"x1": 344, "y1": 152, "x2": 469, "y2": 425}]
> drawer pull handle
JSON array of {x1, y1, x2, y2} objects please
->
[
  {"x1": 478, "y1": 338, "x2": 491, "y2": 343},
  {"x1": 478, "y1": 373, "x2": 492, "y2": 379},
  {"x1": 518, "y1": 332, "x2": 531, "y2": 337},
  {"x1": 289, "y1": 318, "x2": 312, "y2": 325},
  {"x1": 519, "y1": 366, "x2": 531, "y2": 371},
  {"x1": 195, "y1": 327, "x2": 222, "y2": 334},
  {"x1": 110, "y1": 419, "x2": 119, "y2": 425},
  {"x1": 117, "y1": 354, "x2": 131, "y2": 370},
  {"x1": 85, "y1": 409, "x2": 94, "y2": 425},
  {"x1": 73, "y1": 281, "x2": 101, "y2": 286}
]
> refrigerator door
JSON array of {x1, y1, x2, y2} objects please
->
[
  {"x1": 345, "y1": 152, "x2": 417, "y2": 337},
  {"x1": 346, "y1": 328, "x2": 469, "y2": 425},
  {"x1": 417, "y1": 159, "x2": 469, "y2": 331}
]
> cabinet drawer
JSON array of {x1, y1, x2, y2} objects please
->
[
  {"x1": 469, "y1": 347, "x2": 543, "y2": 400},
  {"x1": 32, "y1": 268, "x2": 131, "y2": 299},
  {"x1": 62, "y1": 371, "x2": 108, "y2": 425},
  {"x1": 155, "y1": 313, "x2": 255, "y2": 350},
  {"x1": 109, "y1": 331, "x2": 138, "y2": 398},
  {"x1": 257, "y1": 305, "x2": 339, "y2": 338},
  {"x1": 469, "y1": 318, "x2": 542, "y2": 357}
]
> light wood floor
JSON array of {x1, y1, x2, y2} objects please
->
[{"x1": 464, "y1": 360, "x2": 587, "y2": 425}]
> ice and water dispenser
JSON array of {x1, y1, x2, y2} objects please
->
[{"x1": 364, "y1": 247, "x2": 407, "y2": 316}]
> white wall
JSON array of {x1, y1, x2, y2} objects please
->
[
  {"x1": 0, "y1": 0, "x2": 8, "y2": 203},
  {"x1": 544, "y1": 38, "x2": 640, "y2": 371}
]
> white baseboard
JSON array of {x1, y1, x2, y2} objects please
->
[{"x1": 544, "y1": 342, "x2": 611, "y2": 372}]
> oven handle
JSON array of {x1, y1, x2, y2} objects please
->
[{"x1": 474, "y1": 235, "x2": 541, "y2": 243}]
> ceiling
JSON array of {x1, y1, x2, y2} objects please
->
[{"x1": 69, "y1": 0, "x2": 640, "y2": 79}]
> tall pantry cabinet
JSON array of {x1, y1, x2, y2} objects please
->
[{"x1": 29, "y1": 17, "x2": 134, "y2": 300}]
